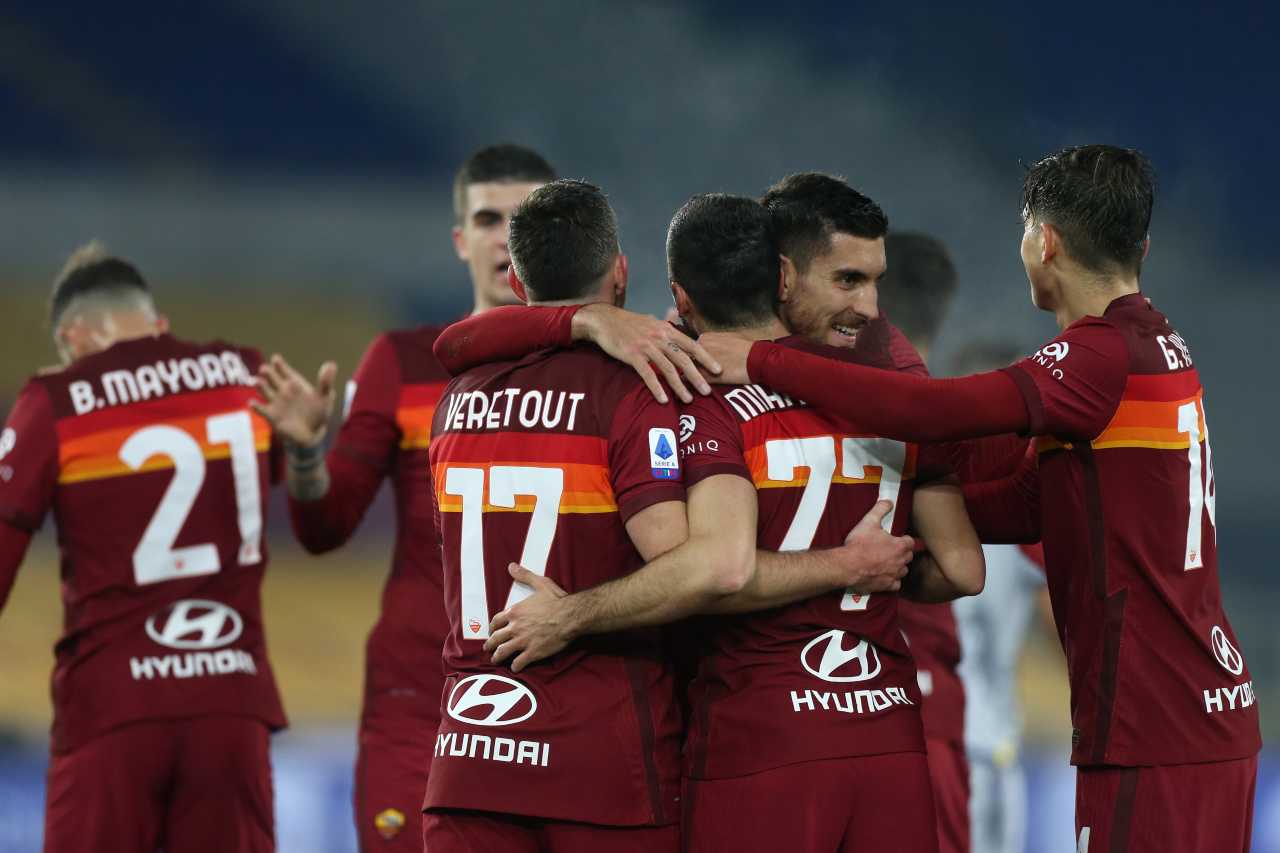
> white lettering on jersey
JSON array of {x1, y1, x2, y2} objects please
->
[
  {"x1": 0, "y1": 428, "x2": 14, "y2": 461},
  {"x1": 441, "y1": 388, "x2": 586, "y2": 433},
  {"x1": 723, "y1": 384, "x2": 800, "y2": 421},
  {"x1": 82, "y1": 351, "x2": 252, "y2": 412}
]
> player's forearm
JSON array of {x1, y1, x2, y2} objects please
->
[
  {"x1": 565, "y1": 534, "x2": 753, "y2": 636},
  {"x1": 701, "y1": 548, "x2": 848, "y2": 614},
  {"x1": 431, "y1": 306, "x2": 579, "y2": 375},
  {"x1": 900, "y1": 552, "x2": 972, "y2": 603},
  {"x1": 286, "y1": 449, "x2": 382, "y2": 553},
  {"x1": 0, "y1": 522, "x2": 33, "y2": 613},
  {"x1": 746, "y1": 342, "x2": 1030, "y2": 442},
  {"x1": 284, "y1": 442, "x2": 330, "y2": 501}
]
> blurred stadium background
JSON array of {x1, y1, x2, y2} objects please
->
[{"x1": 0, "y1": 2, "x2": 1277, "y2": 851}]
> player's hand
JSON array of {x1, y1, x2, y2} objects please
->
[
  {"x1": 572, "y1": 304, "x2": 720, "y2": 404},
  {"x1": 833, "y1": 500, "x2": 915, "y2": 593},
  {"x1": 695, "y1": 333, "x2": 752, "y2": 385},
  {"x1": 484, "y1": 564, "x2": 573, "y2": 673},
  {"x1": 250, "y1": 355, "x2": 338, "y2": 448}
]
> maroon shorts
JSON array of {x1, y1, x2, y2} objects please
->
[
  {"x1": 353, "y1": 697, "x2": 437, "y2": 852},
  {"x1": 422, "y1": 810, "x2": 678, "y2": 853},
  {"x1": 924, "y1": 737, "x2": 970, "y2": 853},
  {"x1": 683, "y1": 752, "x2": 938, "y2": 853},
  {"x1": 44, "y1": 715, "x2": 273, "y2": 853},
  {"x1": 1075, "y1": 756, "x2": 1257, "y2": 853}
]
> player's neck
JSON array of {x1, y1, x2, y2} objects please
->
[
  {"x1": 705, "y1": 317, "x2": 790, "y2": 342},
  {"x1": 1056, "y1": 277, "x2": 1140, "y2": 329}
]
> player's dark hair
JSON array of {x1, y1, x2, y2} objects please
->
[
  {"x1": 1021, "y1": 144, "x2": 1154, "y2": 276},
  {"x1": 667, "y1": 194, "x2": 780, "y2": 330},
  {"x1": 879, "y1": 232, "x2": 957, "y2": 351},
  {"x1": 453, "y1": 143, "x2": 557, "y2": 223},
  {"x1": 49, "y1": 241, "x2": 151, "y2": 328},
  {"x1": 509, "y1": 179, "x2": 619, "y2": 302},
  {"x1": 761, "y1": 172, "x2": 888, "y2": 272}
]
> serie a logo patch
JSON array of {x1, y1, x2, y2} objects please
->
[{"x1": 648, "y1": 428, "x2": 679, "y2": 479}]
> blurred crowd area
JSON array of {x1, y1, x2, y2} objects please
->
[{"x1": 1, "y1": 1, "x2": 1277, "y2": 850}]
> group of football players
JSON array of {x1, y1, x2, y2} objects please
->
[{"x1": 0, "y1": 142, "x2": 1260, "y2": 853}]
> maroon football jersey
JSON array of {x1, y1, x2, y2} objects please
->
[
  {"x1": 302, "y1": 328, "x2": 452, "y2": 721},
  {"x1": 425, "y1": 345, "x2": 686, "y2": 826},
  {"x1": 1001, "y1": 293, "x2": 1260, "y2": 765},
  {"x1": 679, "y1": 336, "x2": 929, "y2": 780},
  {"x1": 0, "y1": 334, "x2": 287, "y2": 754}
]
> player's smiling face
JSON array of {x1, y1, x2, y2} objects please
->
[
  {"x1": 453, "y1": 181, "x2": 545, "y2": 312},
  {"x1": 781, "y1": 232, "x2": 884, "y2": 349}
]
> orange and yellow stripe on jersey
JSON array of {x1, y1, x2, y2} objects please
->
[
  {"x1": 431, "y1": 432, "x2": 617, "y2": 515},
  {"x1": 1038, "y1": 370, "x2": 1204, "y2": 454},
  {"x1": 397, "y1": 382, "x2": 448, "y2": 451},
  {"x1": 55, "y1": 388, "x2": 270, "y2": 485}
]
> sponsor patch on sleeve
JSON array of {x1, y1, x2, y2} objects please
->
[{"x1": 648, "y1": 427, "x2": 680, "y2": 479}]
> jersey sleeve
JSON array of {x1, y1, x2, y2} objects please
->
[
  {"x1": 999, "y1": 318, "x2": 1129, "y2": 441},
  {"x1": 747, "y1": 342, "x2": 1030, "y2": 442},
  {"x1": 678, "y1": 394, "x2": 749, "y2": 488},
  {"x1": 287, "y1": 335, "x2": 399, "y2": 552},
  {"x1": 332, "y1": 334, "x2": 403, "y2": 473},
  {"x1": 0, "y1": 382, "x2": 58, "y2": 532},
  {"x1": 607, "y1": 381, "x2": 686, "y2": 523},
  {"x1": 432, "y1": 306, "x2": 579, "y2": 375},
  {"x1": 961, "y1": 443, "x2": 1041, "y2": 544}
]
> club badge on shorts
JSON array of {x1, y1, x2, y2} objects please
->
[
  {"x1": 375, "y1": 808, "x2": 406, "y2": 840},
  {"x1": 648, "y1": 427, "x2": 679, "y2": 479}
]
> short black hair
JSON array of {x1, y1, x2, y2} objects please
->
[
  {"x1": 761, "y1": 173, "x2": 889, "y2": 272},
  {"x1": 509, "y1": 180, "x2": 619, "y2": 302},
  {"x1": 453, "y1": 144, "x2": 557, "y2": 222},
  {"x1": 49, "y1": 241, "x2": 150, "y2": 328},
  {"x1": 1022, "y1": 144, "x2": 1154, "y2": 276},
  {"x1": 879, "y1": 232, "x2": 957, "y2": 350},
  {"x1": 667, "y1": 194, "x2": 780, "y2": 330}
]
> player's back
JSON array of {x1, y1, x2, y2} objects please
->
[
  {"x1": 680, "y1": 336, "x2": 929, "y2": 780},
  {"x1": 425, "y1": 345, "x2": 684, "y2": 826},
  {"x1": 1019, "y1": 293, "x2": 1260, "y2": 765},
  {"x1": 1, "y1": 334, "x2": 286, "y2": 754}
]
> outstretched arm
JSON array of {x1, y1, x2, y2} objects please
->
[
  {"x1": 699, "y1": 319, "x2": 1131, "y2": 445},
  {"x1": 432, "y1": 304, "x2": 720, "y2": 404}
]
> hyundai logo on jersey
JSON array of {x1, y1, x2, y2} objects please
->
[{"x1": 648, "y1": 428, "x2": 679, "y2": 479}]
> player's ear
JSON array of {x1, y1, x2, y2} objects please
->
[
  {"x1": 155, "y1": 314, "x2": 170, "y2": 334},
  {"x1": 778, "y1": 255, "x2": 797, "y2": 303},
  {"x1": 451, "y1": 224, "x2": 468, "y2": 262},
  {"x1": 611, "y1": 254, "x2": 629, "y2": 307},
  {"x1": 1039, "y1": 222, "x2": 1060, "y2": 265},
  {"x1": 507, "y1": 266, "x2": 528, "y2": 304},
  {"x1": 671, "y1": 282, "x2": 694, "y2": 320}
]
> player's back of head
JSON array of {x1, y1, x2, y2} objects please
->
[
  {"x1": 509, "y1": 179, "x2": 620, "y2": 303},
  {"x1": 453, "y1": 143, "x2": 558, "y2": 223},
  {"x1": 49, "y1": 241, "x2": 155, "y2": 329},
  {"x1": 878, "y1": 232, "x2": 957, "y2": 353},
  {"x1": 761, "y1": 172, "x2": 888, "y2": 272},
  {"x1": 667, "y1": 194, "x2": 779, "y2": 331},
  {"x1": 1021, "y1": 144, "x2": 1154, "y2": 277}
]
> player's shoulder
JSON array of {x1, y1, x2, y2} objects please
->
[{"x1": 371, "y1": 325, "x2": 452, "y2": 383}]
